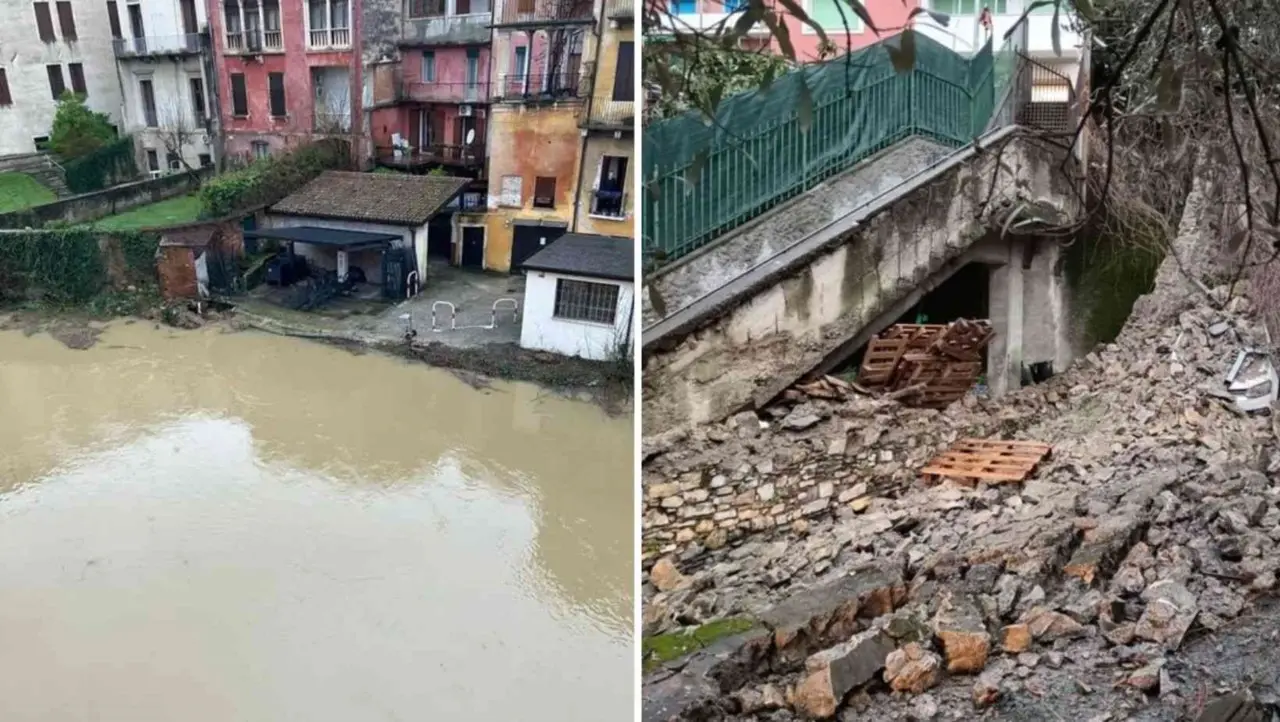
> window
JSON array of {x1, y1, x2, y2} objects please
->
[
  {"x1": 34, "y1": 3, "x2": 56, "y2": 41},
  {"x1": 190, "y1": 78, "x2": 206, "y2": 125},
  {"x1": 55, "y1": 1, "x2": 77, "y2": 40},
  {"x1": 268, "y1": 72, "x2": 286, "y2": 117},
  {"x1": 230, "y1": 73, "x2": 248, "y2": 116},
  {"x1": 500, "y1": 175, "x2": 522, "y2": 207},
  {"x1": 145, "y1": 149, "x2": 159, "y2": 171},
  {"x1": 68, "y1": 63, "x2": 85, "y2": 95},
  {"x1": 465, "y1": 49, "x2": 478, "y2": 86},
  {"x1": 46, "y1": 65, "x2": 65, "y2": 100},
  {"x1": 0, "y1": 69, "x2": 12, "y2": 107},
  {"x1": 533, "y1": 176, "x2": 556, "y2": 208},
  {"x1": 591, "y1": 155, "x2": 628, "y2": 218},
  {"x1": 408, "y1": 0, "x2": 443, "y2": 16},
  {"x1": 198, "y1": 153, "x2": 213, "y2": 167},
  {"x1": 669, "y1": 0, "x2": 695, "y2": 14},
  {"x1": 513, "y1": 46, "x2": 528, "y2": 78},
  {"x1": 612, "y1": 41, "x2": 633, "y2": 102},
  {"x1": 106, "y1": 1, "x2": 122, "y2": 38},
  {"x1": 553, "y1": 279, "x2": 620, "y2": 325},
  {"x1": 166, "y1": 152, "x2": 181, "y2": 170},
  {"x1": 252, "y1": 141, "x2": 270, "y2": 159},
  {"x1": 139, "y1": 78, "x2": 157, "y2": 126},
  {"x1": 808, "y1": 0, "x2": 864, "y2": 31},
  {"x1": 421, "y1": 51, "x2": 435, "y2": 82},
  {"x1": 456, "y1": 0, "x2": 470, "y2": 12},
  {"x1": 33, "y1": 136, "x2": 51, "y2": 151}
]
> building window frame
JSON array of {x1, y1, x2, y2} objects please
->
[{"x1": 552, "y1": 278, "x2": 620, "y2": 326}]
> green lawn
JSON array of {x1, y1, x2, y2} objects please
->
[
  {"x1": 0, "y1": 172, "x2": 57, "y2": 213},
  {"x1": 92, "y1": 193, "x2": 203, "y2": 230}
]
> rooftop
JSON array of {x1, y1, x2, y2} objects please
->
[
  {"x1": 521, "y1": 233, "x2": 634, "y2": 282},
  {"x1": 244, "y1": 226, "x2": 402, "y2": 249},
  {"x1": 270, "y1": 171, "x2": 470, "y2": 226}
]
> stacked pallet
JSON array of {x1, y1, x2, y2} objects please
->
[{"x1": 857, "y1": 319, "x2": 995, "y2": 408}]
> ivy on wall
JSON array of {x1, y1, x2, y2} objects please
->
[
  {"x1": 0, "y1": 228, "x2": 161, "y2": 305},
  {"x1": 199, "y1": 139, "x2": 353, "y2": 218},
  {"x1": 64, "y1": 136, "x2": 140, "y2": 194}
]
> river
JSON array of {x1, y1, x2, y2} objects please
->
[{"x1": 0, "y1": 320, "x2": 634, "y2": 721}]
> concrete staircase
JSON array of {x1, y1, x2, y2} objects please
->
[{"x1": 0, "y1": 152, "x2": 70, "y2": 198}]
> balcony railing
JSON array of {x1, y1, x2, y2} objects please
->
[
  {"x1": 402, "y1": 13, "x2": 492, "y2": 45},
  {"x1": 581, "y1": 96, "x2": 634, "y2": 129},
  {"x1": 492, "y1": 73, "x2": 583, "y2": 102},
  {"x1": 224, "y1": 30, "x2": 284, "y2": 53},
  {"x1": 589, "y1": 189, "x2": 627, "y2": 219},
  {"x1": 492, "y1": 0, "x2": 594, "y2": 26},
  {"x1": 114, "y1": 33, "x2": 203, "y2": 56},
  {"x1": 377, "y1": 143, "x2": 486, "y2": 168},
  {"x1": 308, "y1": 27, "x2": 351, "y2": 49},
  {"x1": 403, "y1": 81, "x2": 490, "y2": 103}
]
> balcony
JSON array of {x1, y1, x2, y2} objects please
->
[
  {"x1": 224, "y1": 29, "x2": 285, "y2": 53},
  {"x1": 308, "y1": 27, "x2": 352, "y2": 49},
  {"x1": 491, "y1": 73, "x2": 583, "y2": 103},
  {"x1": 402, "y1": 13, "x2": 492, "y2": 46},
  {"x1": 376, "y1": 143, "x2": 487, "y2": 170},
  {"x1": 113, "y1": 33, "x2": 204, "y2": 57},
  {"x1": 581, "y1": 96, "x2": 634, "y2": 130},
  {"x1": 402, "y1": 80, "x2": 490, "y2": 104},
  {"x1": 605, "y1": 0, "x2": 632, "y2": 21},
  {"x1": 588, "y1": 189, "x2": 627, "y2": 219},
  {"x1": 491, "y1": 0, "x2": 594, "y2": 27}
]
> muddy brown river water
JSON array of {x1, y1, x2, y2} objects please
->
[{"x1": 0, "y1": 321, "x2": 634, "y2": 721}]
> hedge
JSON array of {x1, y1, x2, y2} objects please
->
[
  {"x1": 64, "y1": 136, "x2": 139, "y2": 194},
  {"x1": 0, "y1": 228, "x2": 160, "y2": 304},
  {"x1": 200, "y1": 138, "x2": 353, "y2": 218}
]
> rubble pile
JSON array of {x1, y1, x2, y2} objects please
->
[
  {"x1": 856, "y1": 320, "x2": 995, "y2": 409},
  {"x1": 642, "y1": 285, "x2": 1280, "y2": 721}
]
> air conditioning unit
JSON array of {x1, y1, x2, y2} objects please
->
[{"x1": 458, "y1": 104, "x2": 473, "y2": 117}]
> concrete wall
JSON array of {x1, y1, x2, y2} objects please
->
[
  {"x1": 520, "y1": 270, "x2": 633, "y2": 360},
  {"x1": 0, "y1": 0, "x2": 125, "y2": 156},
  {"x1": 131, "y1": 0, "x2": 209, "y2": 37},
  {"x1": 484, "y1": 104, "x2": 582, "y2": 271},
  {"x1": 644, "y1": 136, "x2": 952, "y2": 328},
  {"x1": 119, "y1": 56, "x2": 216, "y2": 169},
  {"x1": 0, "y1": 167, "x2": 211, "y2": 228},
  {"x1": 640, "y1": 134, "x2": 1080, "y2": 434}
]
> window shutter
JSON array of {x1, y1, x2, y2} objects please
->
[
  {"x1": 68, "y1": 63, "x2": 85, "y2": 94},
  {"x1": 231, "y1": 73, "x2": 248, "y2": 116},
  {"x1": 46, "y1": 65, "x2": 65, "y2": 100},
  {"x1": 106, "y1": 1, "x2": 122, "y2": 37},
  {"x1": 268, "y1": 72, "x2": 286, "y2": 117},
  {"x1": 55, "y1": 1, "x2": 76, "y2": 40},
  {"x1": 612, "y1": 41, "x2": 633, "y2": 101},
  {"x1": 33, "y1": 3, "x2": 56, "y2": 42},
  {"x1": 0, "y1": 70, "x2": 11, "y2": 106},
  {"x1": 533, "y1": 176, "x2": 556, "y2": 207}
]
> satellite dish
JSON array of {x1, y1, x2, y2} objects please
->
[{"x1": 465, "y1": 129, "x2": 475, "y2": 145}]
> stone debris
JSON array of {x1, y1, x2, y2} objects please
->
[{"x1": 641, "y1": 280, "x2": 1280, "y2": 721}]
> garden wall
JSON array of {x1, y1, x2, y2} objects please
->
[{"x1": 0, "y1": 168, "x2": 213, "y2": 229}]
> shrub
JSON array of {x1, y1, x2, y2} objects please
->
[
  {"x1": 48, "y1": 94, "x2": 116, "y2": 161},
  {"x1": 63, "y1": 136, "x2": 139, "y2": 194},
  {"x1": 0, "y1": 229, "x2": 105, "y2": 303},
  {"x1": 199, "y1": 138, "x2": 353, "y2": 218}
]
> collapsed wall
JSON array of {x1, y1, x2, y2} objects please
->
[{"x1": 641, "y1": 169, "x2": 1280, "y2": 721}]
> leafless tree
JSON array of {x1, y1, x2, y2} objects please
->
[
  {"x1": 155, "y1": 98, "x2": 203, "y2": 175},
  {"x1": 313, "y1": 89, "x2": 353, "y2": 136}
]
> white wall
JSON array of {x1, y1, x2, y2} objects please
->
[
  {"x1": 266, "y1": 214, "x2": 420, "y2": 284},
  {"x1": 130, "y1": 0, "x2": 209, "y2": 40},
  {"x1": 0, "y1": 0, "x2": 124, "y2": 155},
  {"x1": 120, "y1": 57, "x2": 214, "y2": 169},
  {"x1": 520, "y1": 271, "x2": 634, "y2": 361}
]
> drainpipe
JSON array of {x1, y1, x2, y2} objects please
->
[
  {"x1": 198, "y1": 31, "x2": 226, "y2": 167},
  {"x1": 571, "y1": 12, "x2": 604, "y2": 233},
  {"x1": 351, "y1": 0, "x2": 366, "y2": 168}
]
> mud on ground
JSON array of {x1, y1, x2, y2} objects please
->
[{"x1": 0, "y1": 310, "x2": 106, "y2": 350}]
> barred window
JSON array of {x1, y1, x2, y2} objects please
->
[{"x1": 553, "y1": 279, "x2": 619, "y2": 325}]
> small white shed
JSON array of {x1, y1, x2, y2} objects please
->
[{"x1": 519, "y1": 233, "x2": 635, "y2": 361}]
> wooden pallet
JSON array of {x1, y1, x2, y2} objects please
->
[
  {"x1": 858, "y1": 337, "x2": 909, "y2": 387},
  {"x1": 920, "y1": 438, "x2": 1052, "y2": 484},
  {"x1": 883, "y1": 324, "x2": 948, "y2": 351},
  {"x1": 932, "y1": 320, "x2": 994, "y2": 361}
]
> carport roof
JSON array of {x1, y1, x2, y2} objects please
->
[
  {"x1": 270, "y1": 171, "x2": 470, "y2": 226},
  {"x1": 245, "y1": 226, "x2": 400, "y2": 249},
  {"x1": 521, "y1": 233, "x2": 634, "y2": 282}
]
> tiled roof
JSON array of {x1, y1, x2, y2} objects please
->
[
  {"x1": 270, "y1": 171, "x2": 470, "y2": 226},
  {"x1": 521, "y1": 233, "x2": 634, "y2": 281}
]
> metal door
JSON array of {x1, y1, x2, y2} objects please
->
[
  {"x1": 460, "y1": 226, "x2": 485, "y2": 269},
  {"x1": 511, "y1": 224, "x2": 566, "y2": 272}
]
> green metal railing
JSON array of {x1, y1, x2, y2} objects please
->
[{"x1": 643, "y1": 31, "x2": 1021, "y2": 267}]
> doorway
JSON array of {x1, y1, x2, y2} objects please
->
[
  {"x1": 460, "y1": 226, "x2": 485, "y2": 269},
  {"x1": 511, "y1": 223, "x2": 566, "y2": 272},
  {"x1": 428, "y1": 215, "x2": 452, "y2": 259}
]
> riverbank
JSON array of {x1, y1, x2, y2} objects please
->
[{"x1": 0, "y1": 304, "x2": 633, "y2": 416}]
